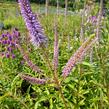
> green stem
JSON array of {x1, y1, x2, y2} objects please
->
[
  {"x1": 40, "y1": 45, "x2": 53, "y2": 73},
  {"x1": 54, "y1": 73, "x2": 68, "y2": 109}
]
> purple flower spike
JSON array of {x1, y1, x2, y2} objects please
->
[
  {"x1": 1, "y1": 34, "x2": 5, "y2": 38},
  {"x1": 21, "y1": 74, "x2": 46, "y2": 85},
  {"x1": 7, "y1": 47, "x2": 12, "y2": 52},
  {"x1": 5, "y1": 52, "x2": 10, "y2": 58},
  {"x1": 8, "y1": 36, "x2": 12, "y2": 41},
  {"x1": 92, "y1": 16, "x2": 97, "y2": 22},
  {"x1": 0, "y1": 29, "x2": 20, "y2": 59},
  {"x1": 13, "y1": 28, "x2": 20, "y2": 38},
  {"x1": 18, "y1": 0, "x2": 47, "y2": 48},
  {"x1": 7, "y1": 40, "x2": 11, "y2": 44},
  {"x1": 12, "y1": 54, "x2": 16, "y2": 59},
  {"x1": 87, "y1": 16, "x2": 97, "y2": 24},
  {"x1": 10, "y1": 42, "x2": 15, "y2": 47},
  {"x1": 2, "y1": 40, "x2": 7, "y2": 44}
]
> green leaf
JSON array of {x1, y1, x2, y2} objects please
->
[{"x1": 82, "y1": 61, "x2": 93, "y2": 67}]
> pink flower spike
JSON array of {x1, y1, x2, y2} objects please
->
[
  {"x1": 20, "y1": 74, "x2": 46, "y2": 85},
  {"x1": 62, "y1": 34, "x2": 97, "y2": 78}
]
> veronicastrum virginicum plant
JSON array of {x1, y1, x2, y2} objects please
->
[{"x1": 0, "y1": 0, "x2": 103, "y2": 108}]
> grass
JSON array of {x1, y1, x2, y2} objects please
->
[{"x1": 0, "y1": 1, "x2": 109, "y2": 109}]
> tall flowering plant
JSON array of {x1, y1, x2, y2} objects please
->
[{"x1": 0, "y1": 0, "x2": 103, "y2": 108}]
